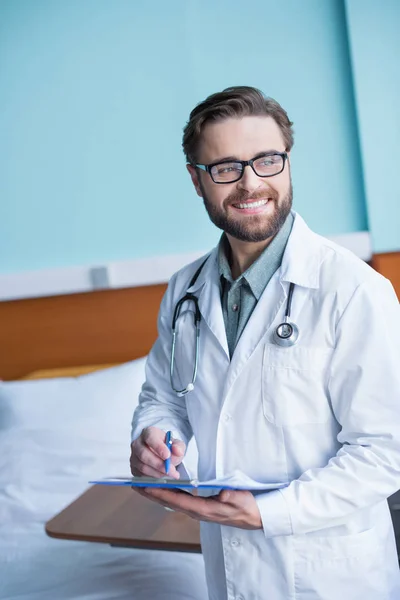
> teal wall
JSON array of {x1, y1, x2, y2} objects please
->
[
  {"x1": 1, "y1": 0, "x2": 393, "y2": 275},
  {"x1": 345, "y1": 0, "x2": 400, "y2": 253}
]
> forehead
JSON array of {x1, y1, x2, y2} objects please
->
[{"x1": 198, "y1": 116, "x2": 285, "y2": 162}]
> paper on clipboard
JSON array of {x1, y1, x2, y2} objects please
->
[{"x1": 89, "y1": 469, "x2": 289, "y2": 492}]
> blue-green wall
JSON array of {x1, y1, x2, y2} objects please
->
[
  {"x1": 1, "y1": 0, "x2": 394, "y2": 275},
  {"x1": 345, "y1": 0, "x2": 400, "y2": 253}
]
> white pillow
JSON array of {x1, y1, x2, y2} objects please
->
[
  {"x1": 0, "y1": 359, "x2": 147, "y2": 528},
  {"x1": 0, "y1": 357, "x2": 199, "y2": 531}
]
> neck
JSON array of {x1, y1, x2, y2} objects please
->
[{"x1": 226, "y1": 234, "x2": 274, "y2": 280}]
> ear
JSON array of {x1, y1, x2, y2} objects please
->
[{"x1": 186, "y1": 164, "x2": 203, "y2": 197}]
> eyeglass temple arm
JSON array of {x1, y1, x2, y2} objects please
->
[{"x1": 193, "y1": 164, "x2": 208, "y2": 172}]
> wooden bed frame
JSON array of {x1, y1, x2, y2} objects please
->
[
  {"x1": 371, "y1": 253, "x2": 400, "y2": 301},
  {"x1": 0, "y1": 250, "x2": 398, "y2": 382},
  {"x1": 0, "y1": 284, "x2": 167, "y2": 381}
]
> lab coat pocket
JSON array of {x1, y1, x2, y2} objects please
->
[
  {"x1": 262, "y1": 344, "x2": 334, "y2": 426},
  {"x1": 293, "y1": 527, "x2": 386, "y2": 599}
]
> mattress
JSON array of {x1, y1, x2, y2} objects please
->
[{"x1": 0, "y1": 523, "x2": 207, "y2": 600}]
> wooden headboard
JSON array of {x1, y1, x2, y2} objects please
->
[
  {"x1": 371, "y1": 253, "x2": 400, "y2": 300},
  {"x1": 0, "y1": 284, "x2": 167, "y2": 381},
  {"x1": 1, "y1": 250, "x2": 398, "y2": 381}
]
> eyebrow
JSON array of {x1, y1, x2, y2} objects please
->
[{"x1": 209, "y1": 150, "x2": 283, "y2": 164}]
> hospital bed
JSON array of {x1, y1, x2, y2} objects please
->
[{"x1": 0, "y1": 284, "x2": 207, "y2": 600}]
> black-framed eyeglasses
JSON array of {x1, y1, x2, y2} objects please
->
[{"x1": 194, "y1": 151, "x2": 288, "y2": 184}]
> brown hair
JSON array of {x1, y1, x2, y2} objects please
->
[{"x1": 182, "y1": 85, "x2": 294, "y2": 164}]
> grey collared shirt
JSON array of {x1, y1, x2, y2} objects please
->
[{"x1": 219, "y1": 213, "x2": 294, "y2": 357}]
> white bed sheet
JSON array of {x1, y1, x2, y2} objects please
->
[
  {"x1": 0, "y1": 360, "x2": 207, "y2": 599},
  {"x1": 0, "y1": 523, "x2": 207, "y2": 600}
]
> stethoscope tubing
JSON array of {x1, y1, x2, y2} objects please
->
[
  {"x1": 170, "y1": 300, "x2": 201, "y2": 397},
  {"x1": 170, "y1": 260, "x2": 299, "y2": 396}
]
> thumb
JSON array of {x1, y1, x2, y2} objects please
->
[
  {"x1": 171, "y1": 438, "x2": 186, "y2": 457},
  {"x1": 219, "y1": 490, "x2": 232, "y2": 503}
]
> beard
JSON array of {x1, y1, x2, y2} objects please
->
[{"x1": 201, "y1": 179, "x2": 293, "y2": 243}]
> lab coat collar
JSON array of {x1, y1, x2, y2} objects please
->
[
  {"x1": 279, "y1": 211, "x2": 322, "y2": 289},
  {"x1": 184, "y1": 212, "x2": 321, "y2": 359},
  {"x1": 187, "y1": 247, "x2": 219, "y2": 295},
  {"x1": 188, "y1": 211, "x2": 322, "y2": 294}
]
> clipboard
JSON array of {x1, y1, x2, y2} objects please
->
[{"x1": 89, "y1": 471, "x2": 289, "y2": 492}]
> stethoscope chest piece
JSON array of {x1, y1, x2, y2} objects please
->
[
  {"x1": 272, "y1": 281, "x2": 299, "y2": 347},
  {"x1": 273, "y1": 320, "x2": 299, "y2": 347}
]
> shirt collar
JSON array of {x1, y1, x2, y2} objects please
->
[
  {"x1": 218, "y1": 236, "x2": 234, "y2": 284},
  {"x1": 218, "y1": 212, "x2": 294, "y2": 300}
]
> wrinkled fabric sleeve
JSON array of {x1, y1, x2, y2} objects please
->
[
  {"x1": 131, "y1": 274, "x2": 193, "y2": 447},
  {"x1": 256, "y1": 276, "x2": 400, "y2": 538}
]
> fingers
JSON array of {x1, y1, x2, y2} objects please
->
[
  {"x1": 170, "y1": 439, "x2": 186, "y2": 466},
  {"x1": 140, "y1": 488, "x2": 229, "y2": 523},
  {"x1": 130, "y1": 426, "x2": 185, "y2": 479},
  {"x1": 132, "y1": 456, "x2": 180, "y2": 479},
  {"x1": 130, "y1": 438, "x2": 164, "y2": 474},
  {"x1": 218, "y1": 489, "x2": 232, "y2": 503},
  {"x1": 217, "y1": 489, "x2": 256, "y2": 511},
  {"x1": 142, "y1": 426, "x2": 169, "y2": 459}
]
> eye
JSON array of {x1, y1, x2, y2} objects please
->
[
  {"x1": 258, "y1": 155, "x2": 279, "y2": 167},
  {"x1": 216, "y1": 164, "x2": 241, "y2": 175}
]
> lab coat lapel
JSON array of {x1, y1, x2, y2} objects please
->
[
  {"x1": 225, "y1": 212, "x2": 322, "y2": 389},
  {"x1": 226, "y1": 272, "x2": 284, "y2": 388},
  {"x1": 187, "y1": 247, "x2": 230, "y2": 359},
  {"x1": 279, "y1": 211, "x2": 322, "y2": 289},
  {"x1": 186, "y1": 212, "x2": 323, "y2": 379}
]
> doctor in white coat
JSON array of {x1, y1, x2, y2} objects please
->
[{"x1": 130, "y1": 86, "x2": 400, "y2": 600}]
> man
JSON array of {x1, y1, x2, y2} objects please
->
[{"x1": 130, "y1": 86, "x2": 400, "y2": 599}]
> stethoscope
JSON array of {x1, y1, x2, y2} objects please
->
[{"x1": 170, "y1": 258, "x2": 299, "y2": 397}]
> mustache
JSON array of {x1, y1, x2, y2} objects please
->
[{"x1": 225, "y1": 187, "x2": 279, "y2": 206}]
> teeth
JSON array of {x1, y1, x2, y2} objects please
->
[{"x1": 234, "y1": 199, "x2": 268, "y2": 209}]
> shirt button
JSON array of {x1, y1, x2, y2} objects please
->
[
  {"x1": 223, "y1": 413, "x2": 231, "y2": 422},
  {"x1": 231, "y1": 538, "x2": 241, "y2": 547},
  {"x1": 231, "y1": 303, "x2": 239, "y2": 312}
]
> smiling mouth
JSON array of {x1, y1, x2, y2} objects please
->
[{"x1": 231, "y1": 199, "x2": 270, "y2": 209}]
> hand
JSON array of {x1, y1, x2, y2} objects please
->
[
  {"x1": 136, "y1": 487, "x2": 263, "y2": 530},
  {"x1": 130, "y1": 426, "x2": 186, "y2": 479}
]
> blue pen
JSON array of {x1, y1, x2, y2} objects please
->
[{"x1": 164, "y1": 431, "x2": 172, "y2": 475}]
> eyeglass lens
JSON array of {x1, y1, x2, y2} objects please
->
[{"x1": 210, "y1": 154, "x2": 284, "y2": 183}]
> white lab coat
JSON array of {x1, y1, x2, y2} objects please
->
[{"x1": 131, "y1": 212, "x2": 400, "y2": 600}]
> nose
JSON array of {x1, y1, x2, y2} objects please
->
[{"x1": 236, "y1": 164, "x2": 263, "y2": 193}]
